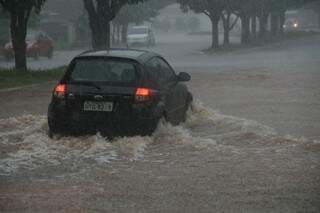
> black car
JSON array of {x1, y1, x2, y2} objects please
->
[{"x1": 48, "y1": 49, "x2": 192, "y2": 137}]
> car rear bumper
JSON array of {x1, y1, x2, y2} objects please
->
[{"x1": 48, "y1": 102, "x2": 162, "y2": 136}]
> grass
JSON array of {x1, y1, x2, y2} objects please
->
[
  {"x1": 0, "y1": 67, "x2": 66, "y2": 89},
  {"x1": 203, "y1": 30, "x2": 319, "y2": 55}
]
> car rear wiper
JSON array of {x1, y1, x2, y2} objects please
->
[{"x1": 69, "y1": 81, "x2": 101, "y2": 90}]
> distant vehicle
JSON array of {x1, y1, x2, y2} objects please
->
[
  {"x1": 48, "y1": 49, "x2": 192, "y2": 137},
  {"x1": 284, "y1": 19, "x2": 300, "y2": 30},
  {"x1": 127, "y1": 26, "x2": 156, "y2": 47},
  {"x1": 284, "y1": 10, "x2": 301, "y2": 30},
  {"x1": 3, "y1": 31, "x2": 53, "y2": 60}
]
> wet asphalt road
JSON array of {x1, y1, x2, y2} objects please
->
[{"x1": 0, "y1": 33, "x2": 320, "y2": 212}]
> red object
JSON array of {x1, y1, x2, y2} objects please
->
[
  {"x1": 53, "y1": 84, "x2": 66, "y2": 99},
  {"x1": 136, "y1": 88, "x2": 151, "y2": 96},
  {"x1": 135, "y1": 88, "x2": 152, "y2": 102},
  {"x1": 3, "y1": 31, "x2": 53, "y2": 60},
  {"x1": 55, "y1": 84, "x2": 66, "y2": 93}
]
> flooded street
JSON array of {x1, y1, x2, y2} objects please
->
[{"x1": 0, "y1": 34, "x2": 320, "y2": 212}]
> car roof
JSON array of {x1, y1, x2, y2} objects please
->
[{"x1": 76, "y1": 48, "x2": 159, "y2": 63}]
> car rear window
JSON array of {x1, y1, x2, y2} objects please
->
[{"x1": 69, "y1": 58, "x2": 137, "y2": 84}]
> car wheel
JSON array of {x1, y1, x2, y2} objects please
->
[
  {"x1": 47, "y1": 108, "x2": 66, "y2": 138},
  {"x1": 181, "y1": 102, "x2": 190, "y2": 123},
  {"x1": 181, "y1": 93, "x2": 193, "y2": 123},
  {"x1": 47, "y1": 47, "x2": 53, "y2": 59},
  {"x1": 48, "y1": 122, "x2": 60, "y2": 139}
]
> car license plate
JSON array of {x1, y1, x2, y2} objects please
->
[{"x1": 83, "y1": 101, "x2": 113, "y2": 112}]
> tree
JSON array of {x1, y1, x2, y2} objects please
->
[
  {"x1": 220, "y1": 0, "x2": 239, "y2": 46},
  {"x1": 113, "y1": 0, "x2": 173, "y2": 44},
  {"x1": 83, "y1": 0, "x2": 144, "y2": 49},
  {"x1": 0, "y1": 0, "x2": 46, "y2": 70},
  {"x1": 0, "y1": 10, "x2": 9, "y2": 46},
  {"x1": 114, "y1": 2, "x2": 157, "y2": 43},
  {"x1": 178, "y1": 0, "x2": 224, "y2": 49}
]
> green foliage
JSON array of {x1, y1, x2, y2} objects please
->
[
  {"x1": 114, "y1": 2, "x2": 157, "y2": 25},
  {"x1": 0, "y1": 0, "x2": 47, "y2": 14},
  {"x1": 114, "y1": 0, "x2": 173, "y2": 26},
  {"x1": 177, "y1": 0, "x2": 316, "y2": 15},
  {"x1": 177, "y1": 0, "x2": 316, "y2": 49},
  {"x1": 177, "y1": 0, "x2": 225, "y2": 15}
]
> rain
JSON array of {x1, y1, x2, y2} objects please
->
[{"x1": 0, "y1": 0, "x2": 320, "y2": 212}]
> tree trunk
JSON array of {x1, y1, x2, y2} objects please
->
[
  {"x1": 121, "y1": 23, "x2": 128, "y2": 44},
  {"x1": 112, "y1": 23, "x2": 116, "y2": 44},
  {"x1": 279, "y1": 10, "x2": 285, "y2": 35},
  {"x1": 10, "y1": 10, "x2": 30, "y2": 70},
  {"x1": 251, "y1": 15, "x2": 257, "y2": 39},
  {"x1": 106, "y1": 22, "x2": 111, "y2": 48},
  {"x1": 84, "y1": 0, "x2": 112, "y2": 49},
  {"x1": 86, "y1": 14, "x2": 109, "y2": 49},
  {"x1": 12, "y1": 34, "x2": 27, "y2": 70},
  {"x1": 259, "y1": 12, "x2": 268, "y2": 39},
  {"x1": 240, "y1": 14, "x2": 250, "y2": 44},
  {"x1": 223, "y1": 25, "x2": 230, "y2": 46},
  {"x1": 270, "y1": 12, "x2": 279, "y2": 36},
  {"x1": 116, "y1": 25, "x2": 120, "y2": 44},
  {"x1": 210, "y1": 16, "x2": 220, "y2": 49},
  {"x1": 222, "y1": 13, "x2": 230, "y2": 46}
]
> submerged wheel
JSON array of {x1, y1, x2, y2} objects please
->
[{"x1": 182, "y1": 93, "x2": 193, "y2": 123}]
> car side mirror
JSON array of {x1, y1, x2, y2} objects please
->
[{"x1": 177, "y1": 72, "x2": 191, "y2": 82}]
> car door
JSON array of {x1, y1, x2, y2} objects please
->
[{"x1": 156, "y1": 57, "x2": 187, "y2": 123}]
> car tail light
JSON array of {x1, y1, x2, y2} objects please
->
[
  {"x1": 53, "y1": 84, "x2": 66, "y2": 99},
  {"x1": 135, "y1": 88, "x2": 152, "y2": 102}
]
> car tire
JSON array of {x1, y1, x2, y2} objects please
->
[
  {"x1": 183, "y1": 93, "x2": 193, "y2": 122},
  {"x1": 137, "y1": 117, "x2": 160, "y2": 136},
  {"x1": 48, "y1": 122, "x2": 60, "y2": 139},
  {"x1": 47, "y1": 47, "x2": 53, "y2": 59}
]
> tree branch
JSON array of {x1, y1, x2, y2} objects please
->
[{"x1": 229, "y1": 15, "x2": 239, "y2": 31}]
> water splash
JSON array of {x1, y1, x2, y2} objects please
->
[{"x1": 0, "y1": 100, "x2": 310, "y2": 175}]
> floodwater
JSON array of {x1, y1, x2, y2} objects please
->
[
  {"x1": 1, "y1": 33, "x2": 320, "y2": 212},
  {"x1": 0, "y1": 100, "x2": 317, "y2": 176},
  {"x1": 1, "y1": 101, "x2": 319, "y2": 212}
]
